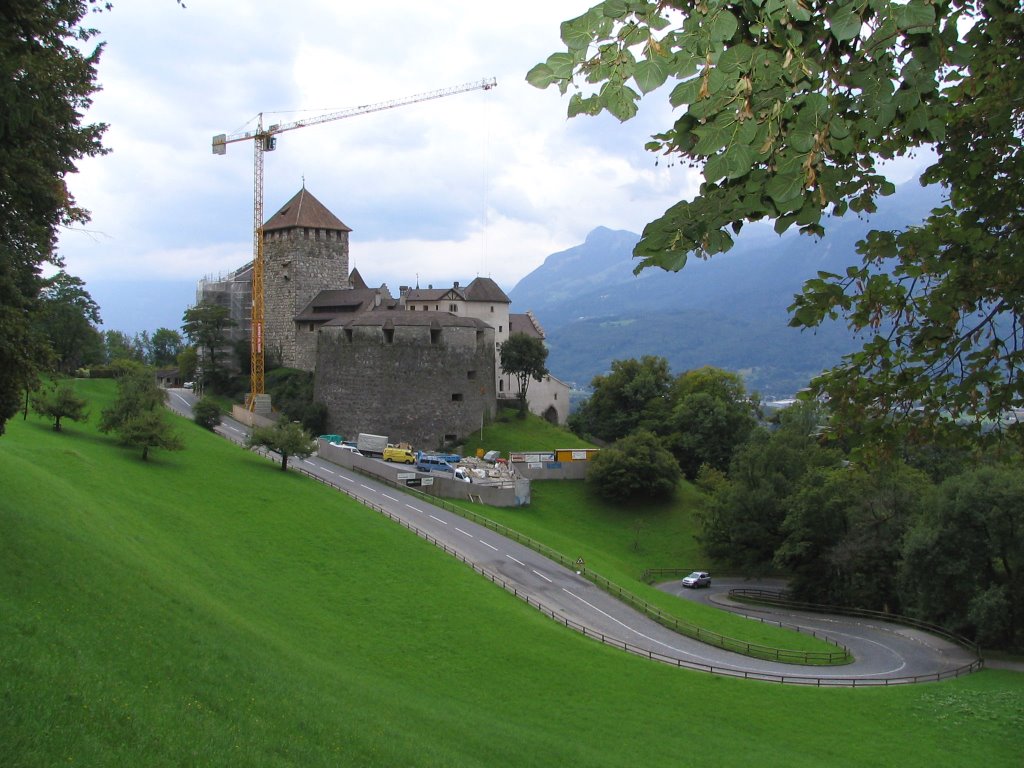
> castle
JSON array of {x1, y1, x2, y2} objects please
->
[{"x1": 200, "y1": 187, "x2": 569, "y2": 449}]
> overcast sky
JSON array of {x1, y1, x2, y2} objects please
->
[{"x1": 58, "y1": 0, "x2": 701, "y2": 305}]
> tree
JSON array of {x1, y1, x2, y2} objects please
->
[
  {"x1": 775, "y1": 461, "x2": 932, "y2": 610},
  {"x1": 99, "y1": 364, "x2": 182, "y2": 460},
  {"x1": 99, "y1": 364, "x2": 165, "y2": 434},
  {"x1": 667, "y1": 366, "x2": 758, "y2": 478},
  {"x1": 499, "y1": 332, "x2": 549, "y2": 416},
  {"x1": 33, "y1": 380, "x2": 88, "y2": 431},
  {"x1": 532, "y1": 1, "x2": 1024, "y2": 447},
  {"x1": 115, "y1": 409, "x2": 184, "y2": 461},
  {"x1": 150, "y1": 328, "x2": 184, "y2": 367},
  {"x1": 699, "y1": 402, "x2": 839, "y2": 573},
  {"x1": 35, "y1": 270, "x2": 103, "y2": 373},
  {"x1": 899, "y1": 466, "x2": 1024, "y2": 649},
  {"x1": 177, "y1": 346, "x2": 198, "y2": 384},
  {"x1": 570, "y1": 355, "x2": 673, "y2": 442},
  {"x1": 0, "y1": 0, "x2": 107, "y2": 435},
  {"x1": 181, "y1": 302, "x2": 235, "y2": 391},
  {"x1": 247, "y1": 420, "x2": 317, "y2": 472},
  {"x1": 192, "y1": 396, "x2": 221, "y2": 431},
  {"x1": 586, "y1": 429, "x2": 681, "y2": 503}
]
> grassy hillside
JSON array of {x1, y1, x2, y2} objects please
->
[{"x1": 2, "y1": 380, "x2": 1022, "y2": 767}]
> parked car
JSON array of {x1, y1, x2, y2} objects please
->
[
  {"x1": 681, "y1": 571, "x2": 711, "y2": 589},
  {"x1": 383, "y1": 445, "x2": 416, "y2": 464},
  {"x1": 330, "y1": 442, "x2": 363, "y2": 457}
]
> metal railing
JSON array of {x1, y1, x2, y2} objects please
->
[
  {"x1": 205, "y1": 423, "x2": 985, "y2": 683},
  {"x1": 728, "y1": 588, "x2": 984, "y2": 658}
]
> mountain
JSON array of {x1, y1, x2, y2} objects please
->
[{"x1": 510, "y1": 182, "x2": 943, "y2": 399}]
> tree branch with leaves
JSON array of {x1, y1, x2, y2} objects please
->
[{"x1": 531, "y1": 0, "x2": 1024, "y2": 449}]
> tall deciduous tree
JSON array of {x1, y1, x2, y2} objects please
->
[
  {"x1": 36, "y1": 270, "x2": 103, "y2": 373},
  {"x1": 150, "y1": 328, "x2": 183, "y2": 367},
  {"x1": 570, "y1": 355, "x2": 673, "y2": 442},
  {"x1": 0, "y1": 0, "x2": 107, "y2": 434},
  {"x1": 900, "y1": 466, "x2": 1024, "y2": 649},
  {"x1": 667, "y1": 366, "x2": 758, "y2": 478},
  {"x1": 181, "y1": 302, "x2": 235, "y2": 391},
  {"x1": 499, "y1": 332, "x2": 549, "y2": 416},
  {"x1": 532, "y1": 0, "x2": 1024, "y2": 447}
]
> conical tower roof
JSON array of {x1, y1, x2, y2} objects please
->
[{"x1": 263, "y1": 187, "x2": 351, "y2": 232}]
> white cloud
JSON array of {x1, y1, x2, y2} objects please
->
[{"x1": 58, "y1": 0, "x2": 700, "y2": 322}]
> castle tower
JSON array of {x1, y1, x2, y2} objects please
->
[{"x1": 262, "y1": 187, "x2": 351, "y2": 369}]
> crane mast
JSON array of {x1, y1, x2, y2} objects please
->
[{"x1": 212, "y1": 77, "x2": 497, "y2": 412}]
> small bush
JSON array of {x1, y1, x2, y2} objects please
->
[{"x1": 192, "y1": 396, "x2": 222, "y2": 430}]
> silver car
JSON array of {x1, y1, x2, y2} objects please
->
[{"x1": 681, "y1": 571, "x2": 711, "y2": 589}]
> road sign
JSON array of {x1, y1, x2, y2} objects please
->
[{"x1": 397, "y1": 472, "x2": 416, "y2": 480}]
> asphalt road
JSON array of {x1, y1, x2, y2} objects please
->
[{"x1": 165, "y1": 388, "x2": 981, "y2": 685}]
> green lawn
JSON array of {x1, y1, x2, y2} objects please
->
[{"x1": 2, "y1": 380, "x2": 1022, "y2": 767}]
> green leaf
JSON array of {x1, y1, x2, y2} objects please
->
[
  {"x1": 669, "y1": 77, "x2": 702, "y2": 107},
  {"x1": 633, "y1": 58, "x2": 670, "y2": 94},
  {"x1": 704, "y1": 152, "x2": 728, "y2": 183},
  {"x1": 766, "y1": 172, "x2": 804, "y2": 206},
  {"x1": 895, "y1": 1, "x2": 936, "y2": 32},
  {"x1": 561, "y1": 12, "x2": 597, "y2": 51},
  {"x1": 723, "y1": 143, "x2": 755, "y2": 179},
  {"x1": 567, "y1": 93, "x2": 602, "y2": 117},
  {"x1": 789, "y1": 129, "x2": 815, "y2": 153},
  {"x1": 602, "y1": 0, "x2": 628, "y2": 18},
  {"x1": 546, "y1": 52, "x2": 576, "y2": 80},
  {"x1": 526, "y1": 63, "x2": 556, "y2": 89},
  {"x1": 693, "y1": 120, "x2": 732, "y2": 155},
  {"x1": 599, "y1": 82, "x2": 640, "y2": 121},
  {"x1": 826, "y1": 5, "x2": 863, "y2": 42},
  {"x1": 709, "y1": 9, "x2": 739, "y2": 42}
]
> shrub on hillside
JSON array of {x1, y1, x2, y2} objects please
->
[
  {"x1": 192, "y1": 397, "x2": 222, "y2": 430},
  {"x1": 586, "y1": 430, "x2": 680, "y2": 503}
]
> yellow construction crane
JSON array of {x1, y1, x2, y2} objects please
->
[{"x1": 212, "y1": 77, "x2": 498, "y2": 411}]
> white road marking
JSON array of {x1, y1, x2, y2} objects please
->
[
  {"x1": 406, "y1": 504, "x2": 423, "y2": 513},
  {"x1": 507, "y1": 555, "x2": 526, "y2": 567},
  {"x1": 360, "y1": 484, "x2": 375, "y2": 492},
  {"x1": 322, "y1": 468, "x2": 335, "y2": 475},
  {"x1": 340, "y1": 475, "x2": 354, "y2": 483},
  {"x1": 479, "y1": 540, "x2": 499, "y2": 551},
  {"x1": 532, "y1": 569, "x2": 552, "y2": 583},
  {"x1": 562, "y1": 588, "x2": 720, "y2": 664},
  {"x1": 382, "y1": 494, "x2": 399, "y2": 502},
  {"x1": 429, "y1": 514, "x2": 448, "y2": 525},
  {"x1": 455, "y1": 527, "x2": 474, "y2": 537}
]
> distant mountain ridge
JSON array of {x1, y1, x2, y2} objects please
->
[{"x1": 510, "y1": 182, "x2": 943, "y2": 398}]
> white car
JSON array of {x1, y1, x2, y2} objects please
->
[
  {"x1": 681, "y1": 571, "x2": 712, "y2": 589},
  {"x1": 331, "y1": 442, "x2": 363, "y2": 456}
]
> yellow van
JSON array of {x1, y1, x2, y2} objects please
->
[{"x1": 383, "y1": 445, "x2": 416, "y2": 464}]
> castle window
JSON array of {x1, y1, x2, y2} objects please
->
[
  {"x1": 449, "y1": 303, "x2": 458, "y2": 313},
  {"x1": 409, "y1": 305, "x2": 416, "y2": 311},
  {"x1": 304, "y1": 228, "x2": 309, "y2": 239},
  {"x1": 308, "y1": 323, "x2": 315, "y2": 332},
  {"x1": 444, "y1": 433, "x2": 456, "y2": 443},
  {"x1": 430, "y1": 328, "x2": 441, "y2": 345},
  {"x1": 451, "y1": 393, "x2": 463, "y2": 402},
  {"x1": 344, "y1": 329, "x2": 353, "y2": 342},
  {"x1": 499, "y1": 380, "x2": 504, "y2": 392},
  {"x1": 490, "y1": 305, "x2": 494, "y2": 312},
  {"x1": 383, "y1": 328, "x2": 394, "y2": 344},
  {"x1": 467, "y1": 370, "x2": 476, "y2": 380},
  {"x1": 498, "y1": 325, "x2": 503, "y2": 333}
]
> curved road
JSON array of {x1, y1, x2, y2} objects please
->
[{"x1": 166, "y1": 389, "x2": 980, "y2": 685}]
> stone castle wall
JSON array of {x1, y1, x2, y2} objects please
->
[
  {"x1": 314, "y1": 320, "x2": 497, "y2": 450},
  {"x1": 263, "y1": 227, "x2": 348, "y2": 369}
]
